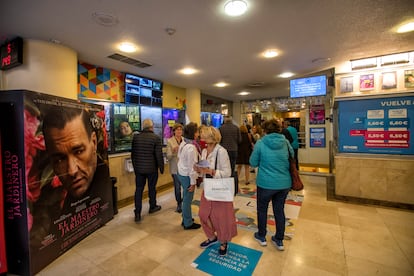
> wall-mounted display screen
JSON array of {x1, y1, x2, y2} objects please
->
[
  {"x1": 140, "y1": 106, "x2": 162, "y2": 138},
  {"x1": 201, "y1": 112, "x2": 224, "y2": 128},
  {"x1": 162, "y1": 108, "x2": 185, "y2": 145},
  {"x1": 112, "y1": 103, "x2": 140, "y2": 152},
  {"x1": 125, "y1": 73, "x2": 163, "y2": 107},
  {"x1": 290, "y1": 75, "x2": 327, "y2": 98}
]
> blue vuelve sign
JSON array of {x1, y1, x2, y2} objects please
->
[{"x1": 338, "y1": 95, "x2": 414, "y2": 155}]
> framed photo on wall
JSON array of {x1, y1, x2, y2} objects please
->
[
  {"x1": 340, "y1": 76, "x2": 354, "y2": 93},
  {"x1": 382, "y1": 71, "x2": 397, "y2": 89},
  {"x1": 405, "y1": 70, "x2": 414, "y2": 88},
  {"x1": 359, "y1": 74, "x2": 375, "y2": 90}
]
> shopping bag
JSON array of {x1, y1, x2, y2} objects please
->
[
  {"x1": 203, "y1": 177, "x2": 235, "y2": 202},
  {"x1": 289, "y1": 157, "x2": 304, "y2": 191}
]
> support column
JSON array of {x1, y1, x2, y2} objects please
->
[{"x1": 185, "y1": 88, "x2": 201, "y2": 124}]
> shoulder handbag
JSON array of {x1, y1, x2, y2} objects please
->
[
  {"x1": 203, "y1": 147, "x2": 235, "y2": 201},
  {"x1": 286, "y1": 141, "x2": 304, "y2": 191}
]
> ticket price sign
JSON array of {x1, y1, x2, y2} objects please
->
[
  {"x1": 1, "y1": 37, "x2": 23, "y2": 70},
  {"x1": 338, "y1": 95, "x2": 414, "y2": 155}
]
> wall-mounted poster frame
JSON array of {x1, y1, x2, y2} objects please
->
[
  {"x1": 336, "y1": 94, "x2": 414, "y2": 155},
  {"x1": 310, "y1": 127, "x2": 326, "y2": 147},
  {"x1": 340, "y1": 76, "x2": 354, "y2": 93},
  {"x1": 382, "y1": 71, "x2": 397, "y2": 89},
  {"x1": 359, "y1": 74, "x2": 375, "y2": 90},
  {"x1": 309, "y1": 104, "x2": 325, "y2": 125},
  {"x1": 405, "y1": 69, "x2": 414, "y2": 88}
]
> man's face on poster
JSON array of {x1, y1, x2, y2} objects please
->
[{"x1": 45, "y1": 115, "x2": 98, "y2": 198}]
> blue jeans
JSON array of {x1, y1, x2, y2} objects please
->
[
  {"x1": 172, "y1": 174, "x2": 182, "y2": 207},
  {"x1": 134, "y1": 172, "x2": 158, "y2": 216},
  {"x1": 177, "y1": 173, "x2": 195, "y2": 227},
  {"x1": 256, "y1": 186, "x2": 290, "y2": 240}
]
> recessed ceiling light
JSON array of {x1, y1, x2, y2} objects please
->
[
  {"x1": 397, "y1": 21, "x2": 414, "y2": 33},
  {"x1": 224, "y1": 0, "x2": 248, "y2": 17},
  {"x1": 215, "y1": 82, "x2": 228, "y2": 87},
  {"x1": 119, "y1": 42, "x2": 137, "y2": 53},
  {"x1": 180, "y1": 67, "x2": 197, "y2": 75},
  {"x1": 279, "y1": 72, "x2": 294, "y2": 78},
  {"x1": 238, "y1": 91, "x2": 250, "y2": 96},
  {"x1": 262, "y1": 49, "x2": 278, "y2": 58}
]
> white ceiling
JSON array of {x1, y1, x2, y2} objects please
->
[{"x1": 1, "y1": 0, "x2": 413, "y2": 102}]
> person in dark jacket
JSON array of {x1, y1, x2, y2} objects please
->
[
  {"x1": 131, "y1": 118, "x2": 164, "y2": 222},
  {"x1": 219, "y1": 116, "x2": 241, "y2": 194}
]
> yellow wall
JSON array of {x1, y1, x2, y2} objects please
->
[
  {"x1": 0, "y1": 39, "x2": 77, "y2": 99},
  {"x1": 163, "y1": 83, "x2": 186, "y2": 108}
]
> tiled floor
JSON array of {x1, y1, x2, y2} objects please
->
[{"x1": 37, "y1": 175, "x2": 414, "y2": 275}]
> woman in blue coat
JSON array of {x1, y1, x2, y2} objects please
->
[{"x1": 249, "y1": 118, "x2": 293, "y2": 251}]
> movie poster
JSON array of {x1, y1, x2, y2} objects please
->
[
  {"x1": 113, "y1": 103, "x2": 140, "y2": 152},
  {"x1": 140, "y1": 106, "x2": 162, "y2": 138},
  {"x1": 162, "y1": 109, "x2": 180, "y2": 145},
  {"x1": 0, "y1": 132, "x2": 7, "y2": 274},
  {"x1": 309, "y1": 104, "x2": 325, "y2": 125},
  {"x1": 0, "y1": 90, "x2": 113, "y2": 275}
]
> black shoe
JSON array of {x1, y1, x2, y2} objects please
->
[
  {"x1": 184, "y1": 223, "x2": 201, "y2": 230},
  {"x1": 175, "y1": 206, "x2": 182, "y2": 213},
  {"x1": 219, "y1": 242, "x2": 228, "y2": 256},
  {"x1": 181, "y1": 218, "x2": 194, "y2": 227},
  {"x1": 200, "y1": 237, "x2": 218, "y2": 249},
  {"x1": 149, "y1": 205, "x2": 161, "y2": 214},
  {"x1": 134, "y1": 215, "x2": 141, "y2": 223}
]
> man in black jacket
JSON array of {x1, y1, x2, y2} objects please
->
[
  {"x1": 131, "y1": 118, "x2": 164, "y2": 222},
  {"x1": 219, "y1": 116, "x2": 241, "y2": 194}
]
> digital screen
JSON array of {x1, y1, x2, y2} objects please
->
[
  {"x1": 162, "y1": 108, "x2": 185, "y2": 145},
  {"x1": 201, "y1": 112, "x2": 224, "y2": 128},
  {"x1": 124, "y1": 73, "x2": 163, "y2": 107},
  {"x1": 140, "y1": 106, "x2": 162, "y2": 138},
  {"x1": 1, "y1": 37, "x2": 23, "y2": 70},
  {"x1": 139, "y1": 78, "x2": 152, "y2": 87},
  {"x1": 112, "y1": 103, "x2": 140, "y2": 152},
  {"x1": 290, "y1": 75, "x2": 327, "y2": 98},
  {"x1": 140, "y1": 87, "x2": 152, "y2": 97},
  {"x1": 153, "y1": 81, "x2": 163, "y2": 91}
]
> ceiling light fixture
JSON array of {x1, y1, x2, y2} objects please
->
[
  {"x1": 119, "y1": 42, "x2": 137, "y2": 53},
  {"x1": 224, "y1": 0, "x2": 248, "y2": 17},
  {"x1": 397, "y1": 21, "x2": 414, "y2": 33},
  {"x1": 215, "y1": 82, "x2": 228, "y2": 87},
  {"x1": 238, "y1": 91, "x2": 250, "y2": 96},
  {"x1": 279, "y1": 72, "x2": 294, "y2": 78},
  {"x1": 262, "y1": 49, "x2": 278, "y2": 58},
  {"x1": 180, "y1": 68, "x2": 197, "y2": 75}
]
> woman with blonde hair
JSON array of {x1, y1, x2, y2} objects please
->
[{"x1": 195, "y1": 126, "x2": 237, "y2": 256}]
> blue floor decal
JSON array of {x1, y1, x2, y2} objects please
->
[{"x1": 192, "y1": 242, "x2": 262, "y2": 275}]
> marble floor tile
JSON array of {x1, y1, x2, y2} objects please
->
[{"x1": 35, "y1": 175, "x2": 414, "y2": 276}]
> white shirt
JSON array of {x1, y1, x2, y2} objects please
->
[
  {"x1": 177, "y1": 142, "x2": 199, "y2": 185},
  {"x1": 201, "y1": 144, "x2": 231, "y2": 178}
]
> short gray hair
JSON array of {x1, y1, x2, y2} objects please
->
[{"x1": 142, "y1": 118, "x2": 154, "y2": 130}]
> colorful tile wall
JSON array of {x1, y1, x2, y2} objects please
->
[{"x1": 78, "y1": 61, "x2": 124, "y2": 102}]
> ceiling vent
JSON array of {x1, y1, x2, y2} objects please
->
[
  {"x1": 107, "y1": 53, "x2": 152, "y2": 68},
  {"x1": 92, "y1": 12, "x2": 119, "y2": 27}
]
